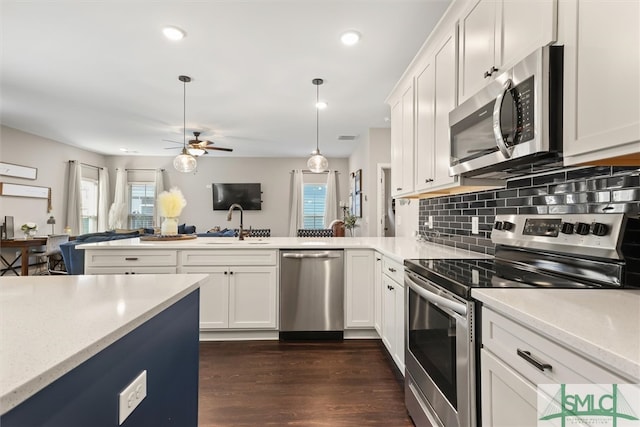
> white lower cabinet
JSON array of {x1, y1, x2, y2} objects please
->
[
  {"x1": 380, "y1": 256, "x2": 405, "y2": 374},
  {"x1": 480, "y1": 306, "x2": 632, "y2": 426},
  {"x1": 373, "y1": 253, "x2": 383, "y2": 336},
  {"x1": 345, "y1": 249, "x2": 375, "y2": 329},
  {"x1": 84, "y1": 249, "x2": 177, "y2": 274},
  {"x1": 180, "y1": 250, "x2": 278, "y2": 331},
  {"x1": 181, "y1": 265, "x2": 277, "y2": 330}
]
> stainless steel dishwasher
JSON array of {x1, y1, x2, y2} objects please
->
[{"x1": 279, "y1": 250, "x2": 344, "y2": 340}]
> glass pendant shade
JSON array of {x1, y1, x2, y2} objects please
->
[
  {"x1": 308, "y1": 78, "x2": 329, "y2": 173},
  {"x1": 307, "y1": 151, "x2": 328, "y2": 173},
  {"x1": 173, "y1": 148, "x2": 197, "y2": 173},
  {"x1": 174, "y1": 75, "x2": 197, "y2": 173}
]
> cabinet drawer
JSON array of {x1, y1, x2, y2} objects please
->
[
  {"x1": 85, "y1": 250, "x2": 177, "y2": 267},
  {"x1": 382, "y1": 256, "x2": 404, "y2": 284},
  {"x1": 482, "y1": 307, "x2": 630, "y2": 385},
  {"x1": 85, "y1": 266, "x2": 177, "y2": 274},
  {"x1": 181, "y1": 250, "x2": 277, "y2": 266}
]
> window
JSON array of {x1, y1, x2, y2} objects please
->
[
  {"x1": 303, "y1": 184, "x2": 326, "y2": 229},
  {"x1": 128, "y1": 183, "x2": 156, "y2": 229},
  {"x1": 80, "y1": 178, "x2": 98, "y2": 234}
]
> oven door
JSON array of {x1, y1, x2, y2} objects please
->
[{"x1": 404, "y1": 271, "x2": 474, "y2": 427}]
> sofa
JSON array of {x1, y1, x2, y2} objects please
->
[{"x1": 60, "y1": 225, "x2": 196, "y2": 275}]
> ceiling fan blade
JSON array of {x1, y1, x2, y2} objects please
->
[
  {"x1": 163, "y1": 139, "x2": 182, "y2": 145},
  {"x1": 164, "y1": 146, "x2": 180, "y2": 150},
  {"x1": 202, "y1": 146, "x2": 233, "y2": 152}
]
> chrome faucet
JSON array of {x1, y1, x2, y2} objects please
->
[{"x1": 226, "y1": 203, "x2": 245, "y2": 240}]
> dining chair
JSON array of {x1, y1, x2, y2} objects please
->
[
  {"x1": 35, "y1": 234, "x2": 69, "y2": 275},
  {"x1": 297, "y1": 229, "x2": 334, "y2": 237}
]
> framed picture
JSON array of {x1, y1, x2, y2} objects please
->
[
  {"x1": 0, "y1": 162, "x2": 37, "y2": 180},
  {"x1": 351, "y1": 192, "x2": 362, "y2": 218},
  {"x1": 353, "y1": 169, "x2": 362, "y2": 194},
  {"x1": 0, "y1": 182, "x2": 49, "y2": 199}
]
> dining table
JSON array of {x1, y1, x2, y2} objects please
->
[{"x1": 1, "y1": 237, "x2": 48, "y2": 276}]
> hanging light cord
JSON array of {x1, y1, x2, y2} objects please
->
[
  {"x1": 183, "y1": 79, "x2": 187, "y2": 150},
  {"x1": 316, "y1": 83, "x2": 320, "y2": 153}
]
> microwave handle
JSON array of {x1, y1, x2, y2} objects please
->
[{"x1": 493, "y1": 78, "x2": 514, "y2": 159}]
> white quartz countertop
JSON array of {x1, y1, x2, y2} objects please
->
[
  {"x1": 78, "y1": 236, "x2": 492, "y2": 262},
  {"x1": 0, "y1": 274, "x2": 206, "y2": 415},
  {"x1": 472, "y1": 288, "x2": 640, "y2": 382}
]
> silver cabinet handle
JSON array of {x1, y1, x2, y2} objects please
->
[
  {"x1": 282, "y1": 252, "x2": 340, "y2": 259},
  {"x1": 388, "y1": 267, "x2": 396, "y2": 273},
  {"x1": 517, "y1": 349, "x2": 552, "y2": 371},
  {"x1": 124, "y1": 257, "x2": 138, "y2": 261},
  {"x1": 493, "y1": 78, "x2": 514, "y2": 159}
]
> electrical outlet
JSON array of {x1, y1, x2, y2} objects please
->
[
  {"x1": 471, "y1": 216, "x2": 479, "y2": 235},
  {"x1": 119, "y1": 370, "x2": 147, "y2": 425},
  {"x1": 428, "y1": 216, "x2": 434, "y2": 229}
]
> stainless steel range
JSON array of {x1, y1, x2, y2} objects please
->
[{"x1": 403, "y1": 213, "x2": 640, "y2": 427}]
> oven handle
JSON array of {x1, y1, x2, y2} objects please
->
[
  {"x1": 405, "y1": 274, "x2": 467, "y2": 317},
  {"x1": 493, "y1": 78, "x2": 514, "y2": 159}
]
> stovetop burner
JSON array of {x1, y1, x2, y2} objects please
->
[{"x1": 405, "y1": 213, "x2": 640, "y2": 299}]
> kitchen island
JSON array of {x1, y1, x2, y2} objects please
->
[{"x1": 0, "y1": 274, "x2": 206, "y2": 426}]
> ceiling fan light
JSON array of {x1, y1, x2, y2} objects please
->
[
  {"x1": 307, "y1": 152, "x2": 328, "y2": 173},
  {"x1": 187, "y1": 147, "x2": 205, "y2": 156},
  {"x1": 174, "y1": 151, "x2": 197, "y2": 173}
]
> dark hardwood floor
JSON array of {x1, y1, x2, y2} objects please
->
[{"x1": 198, "y1": 340, "x2": 414, "y2": 427}]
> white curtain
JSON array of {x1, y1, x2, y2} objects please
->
[
  {"x1": 97, "y1": 168, "x2": 110, "y2": 232},
  {"x1": 323, "y1": 170, "x2": 338, "y2": 227},
  {"x1": 153, "y1": 169, "x2": 165, "y2": 227},
  {"x1": 108, "y1": 168, "x2": 128, "y2": 230},
  {"x1": 65, "y1": 160, "x2": 82, "y2": 235},
  {"x1": 287, "y1": 169, "x2": 304, "y2": 236}
]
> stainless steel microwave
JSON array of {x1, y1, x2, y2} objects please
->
[{"x1": 449, "y1": 46, "x2": 563, "y2": 179}]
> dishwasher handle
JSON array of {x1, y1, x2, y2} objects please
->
[{"x1": 282, "y1": 251, "x2": 341, "y2": 259}]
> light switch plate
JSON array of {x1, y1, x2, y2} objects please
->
[
  {"x1": 428, "y1": 216, "x2": 434, "y2": 229},
  {"x1": 471, "y1": 217, "x2": 479, "y2": 235},
  {"x1": 119, "y1": 370, "x2": 147, "y2": 425}
]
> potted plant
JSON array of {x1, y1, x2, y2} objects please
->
[
  {"x1": 20, "y1": 222, "x2": 38, "y2": 239},
  {"x1": 342, "y1": 206, "x2": 359, "y2": 237}
]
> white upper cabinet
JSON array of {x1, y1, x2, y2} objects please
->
[
  {"x1": 390, "y1": 81, "x2": 415, "y2": 198},
  {"x1": 458, "y1": 0, "x2": 557, "y2": 103},
  {"x1": 560, "y1": 0, "x2": 640, "y2": 165},
  {"x1": 415, "y1": 29, "x2": 458, "y2": 194}
]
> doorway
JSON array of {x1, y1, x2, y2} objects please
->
[{"x1": 377, "y1": 164, "x2": 395, "y2": 237}]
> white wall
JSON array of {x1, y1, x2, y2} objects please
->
[
  {"x1": 395, "y1": 200, "x2": 419, "y2": 237},
  {"x1": 348, "y1": 128, "x2": 391, "y2": 237},
  {"x1": 105, "y1": 156, "x2": 350, "y2": 237},
  {"x1": 0, "y1": 126, "x2": 108, "y2": 235},
  {"x1": 0, "y1": 126, "x2": 351, "y2": 238}
]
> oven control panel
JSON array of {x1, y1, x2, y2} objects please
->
[{"x1": 491, "y1": 214, "x2": 626, "y2": 260}]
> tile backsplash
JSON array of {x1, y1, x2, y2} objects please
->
[{"x1": 418, "y1": 166, "x2": 640, "y2": 255}]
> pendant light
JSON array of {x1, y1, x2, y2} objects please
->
[
  {"x1": 307, "y1": 78, "x2": 328, "y2": 173},
  {"x1": 173, "y1": 75, "x2": 197, "y2": 173}
]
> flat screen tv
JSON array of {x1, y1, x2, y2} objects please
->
[{"x1": 212, "y1": 183, "x2": 262, "y2": 211}]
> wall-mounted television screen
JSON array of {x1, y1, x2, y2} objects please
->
[{"x1": 212, "y1": 183, "x2": 262, "y2": 211}]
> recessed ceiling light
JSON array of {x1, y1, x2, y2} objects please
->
[
  {"x1": 340, "y1": 30, "x2": 361, "y2": 46},
  {"x1": 163, "y1": 26, "x2": 186, "y2": 41},
  {"x1": 119, "y1": 148, "x2": 128, "y2": 152},
  {"x1": 316, "y1": 101, "x2": 328, "y2": 110}
]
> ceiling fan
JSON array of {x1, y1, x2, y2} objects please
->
[{"x1": 165, "y1": 131, "x2": 233, "y2": 156}]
